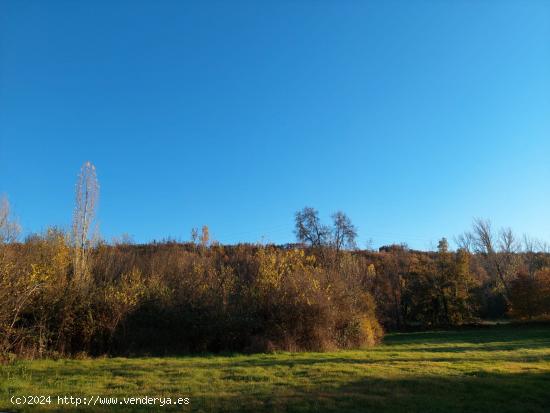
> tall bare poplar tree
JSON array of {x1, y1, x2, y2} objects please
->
[{"x1": 71, "y1": 161, "x2": 99, "y2": 284}]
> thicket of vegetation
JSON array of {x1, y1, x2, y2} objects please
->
[
  {"x1": 1, "y1": 162, "x2": 549, "y2": 359},
  {"x1": 0, "y1": 237, "x2": 385, "y2": 358}
]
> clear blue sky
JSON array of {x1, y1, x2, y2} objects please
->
[{"x1": 1, "y1": 0, "x2": 549, "y2": 249}]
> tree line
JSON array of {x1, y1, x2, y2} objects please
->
[{"x1": 0, "y1": 162, "x2": 549, "y2": 359}]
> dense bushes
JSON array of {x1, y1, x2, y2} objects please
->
[
  {"x1": 0, "y1": 237, "x2": 382, "y2": 358},
  {"x1": 509, "y1": 268, "x2": 550, "y2": 319},
  {"x1": 2, "y1": 230, "x2": 550, "y2": 360}
]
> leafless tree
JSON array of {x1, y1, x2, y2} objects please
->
[
  {"x1": 332, "y1": 211, "x2": 357, "y2": 252},
  {"x1": 472, "y1": 218, "x2": 495, "y2": 254},
  {"x1": 464, "y1": 218, "x2": 517, "y2": 299},
  {"x1": 522, "y1": 234, "x2": 548, "y2": 254},
  {"x1": 71, "y1": 161, "x2": 99, "y2": 284},
  {"x1": 523, "y1": 234, "x2": 537, "y2": 254},
  {"x1": 455, "y1": 231, "x2": 475, "y2": 253},
  {"x1": 0, "y1": 195, "x2": 21, "y2": 243},
  {"x1": 191, "y1": 227, "x2": 199, "y2": 244},
  {"x1": 499, "y1": 227, "x2": 519, "y2": 254},
  {"x1": 522, "y1": 234, "x2": 544, "y2": 276},
  {"x1": 294, "y1": 207, "x2": 330, "y2": 247}
]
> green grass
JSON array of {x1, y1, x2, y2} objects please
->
[{"x1": 1, "y1": 324, "x2": 549, "y2": 412}]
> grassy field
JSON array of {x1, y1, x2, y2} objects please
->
[{"x1": 1, "y1": 324, "x2": 549, "y2": 412}]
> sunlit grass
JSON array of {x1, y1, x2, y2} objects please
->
[{"x1": 1, "y1": 324, "x2": 549, "y2": 412}]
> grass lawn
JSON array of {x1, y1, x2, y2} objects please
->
[{"x1": 1, "y1": 324, "x2": 549, "y2": 412}]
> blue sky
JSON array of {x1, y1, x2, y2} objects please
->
[{"x1": 1, "y1": 0, "x2": 549, "y2": 249}]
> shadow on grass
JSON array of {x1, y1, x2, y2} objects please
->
[
  {"x1": 9, "y1": 371, "x2": 545, "y2": 413},
  {"x1": 191, "y1": 371, "x2": 550, "y2": 413}
]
